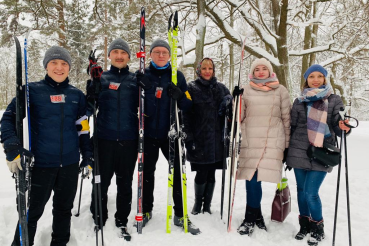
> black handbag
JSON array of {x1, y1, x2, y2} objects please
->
[{"x1": 307, "y1": 142, "x2": 341, "y2": 167}]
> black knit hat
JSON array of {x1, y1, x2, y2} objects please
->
[
  {"x1": 150, "y1": 39, "x2": 171, "y2": 55},
  {"x1": 43, "y1": 46, "x2": 72, "y2": 70},
  {"x1": 108, "y1": 38, "x2": 131, "y2": 58}
]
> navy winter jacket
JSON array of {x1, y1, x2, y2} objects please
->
[
  {"x1": 95, "y1": 65, "x2": 138, "y2": 141},
  {"x1": 143, "y1": 63, "x2": 192, "y2": 139},
  {"x1": 0, "y1": 75, "x2": 92, "y2": 167},
  {"x1": 183, "y1": 77, "x2": 230, "y2": 164}
]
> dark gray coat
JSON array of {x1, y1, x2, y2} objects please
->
[
  {"x1": 183, "y1": 77, "x2": 230, "y2": 165},
  {"x1": 286, "y1": 94, "x2": 344, "y2": 172}
]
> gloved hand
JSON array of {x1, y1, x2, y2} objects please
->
[
  {"x1": 168, "y1": 83, "x2": 184, "y2": 100},
  {"x1": 5, "y1": 145, "x2": 33, "y2": 174},
  {"x1": 282, "y1": 148, "x2": 288, "y2": 164},
  {"x1": 136, "y1": 72, "x2": 152, "y2": 90},
  {"x1": 219, "y1": 95, "x2": 233, "y2": 118},
  {"x1": 232, "y1": 86, "x2": 244, "y2": 98},
  {"x1": 285, "y1": 165, "x2": 292, "y2": 171},
  {"x1": 185, "y1": 140, "x2": 196, "y2": 151},
  {"x1": 88, "y1": 61, "x2": 103, "y2": 81},
  {"x1": 80, "y1": 157, "x2": 94, "y2": 178}
]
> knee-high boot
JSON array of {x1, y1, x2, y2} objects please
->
[
  {"x1": 202, "y1": 182, "x2": 215, "y2": 214},
  {"x1": 191, "y1": 182, "x2": 206, "y2": 215}
]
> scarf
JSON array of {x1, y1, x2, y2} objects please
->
[
  {"x1": 150, "y1": 61, "x2": 170, "y2": 70},
  {"x1": 298, "y1": 84, "x2": 333, "y2": 147},
  {"x1": 249, "y1": 73, "x2": 280, "y2": 91}
]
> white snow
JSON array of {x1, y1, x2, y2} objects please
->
[{"x1": 0, "y1": 114, "x2": 368, "y2": 246}]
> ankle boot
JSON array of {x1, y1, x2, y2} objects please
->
[
  {"x1": 308, "y1": 220, "x2": 325, "y2": 246},
  {"x1": 255, "y1": 207, "x2": 267, "y2": 231},
  {"x1": 202, "y1": 182, "x2": 215, "y2": 214},
  {"x1": 191, "y1": 182, "x2": 206, "y2": 215},
  {"x1": 237, "y1": 205, "x2": 258, "y2": 236},
  {"x1": 295, "y1": 215, "x2": 310, "y2": 240}
]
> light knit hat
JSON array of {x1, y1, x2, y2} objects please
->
[{"x1": 250, "y1": 58, "x2": 273, "y2": 75}]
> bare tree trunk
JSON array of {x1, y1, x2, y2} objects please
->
[
  {"x1": 310, "y1": 1, "x2": 318, "y2": 66},
  {"x1": 194, "y1": 0, "x2": 206, "y2": 77},
  {"x1": 56, "y1": 0, "x2": 66, "y2": 47},
  {"x1": 301, "y1": 2, "x2": 312, "y2": 88},
  {"x1": 229, "y1": 6, "x2": 234, "y2": 90},
  {"x1": 104, "y1": 4, "x2": 108, "y2": 71}
]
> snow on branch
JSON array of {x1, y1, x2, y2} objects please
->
[
  {"x1": 289, "y1": 40, "x2": 335, "y2": 56},
  {"x1": 321, "y1": 44, "x2": 369, "y2": 66}
]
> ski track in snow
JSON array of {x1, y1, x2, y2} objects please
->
[{"x1": 0, "y1": 110, "x2": 368, "y2": 246}]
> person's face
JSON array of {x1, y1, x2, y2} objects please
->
[
  {"x1": 150, "y1": 47, "x2": 170, "y2": 67},
  {"x1": 253, "y1": 65, "x2": 270, "y2": 79},
  {"x1": 46, "y1": 59, "x2": 69, "y2": 83},
  {"x1": 200, "y1": 62, "x2": 214, "y2": 80},
  {"x1": 109, "y1": 49, "x2": 130, "y2": 69},
  {"x1": 307, "y1": 71, "x2": 325, "y2": 88}
]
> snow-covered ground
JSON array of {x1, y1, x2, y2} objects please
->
[{"x1": 0, "y1": 118, "x2": 368, "y2": 246}]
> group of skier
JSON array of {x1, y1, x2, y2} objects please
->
[{"x1": 1, "y1": 35, "x2": 352, "y2": 246}]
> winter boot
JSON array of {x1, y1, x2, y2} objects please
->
[
  {"x1": 173, "y1": 215, "x2": 201, "y2": 235},
  {"x1": 203, "y1": 182, "x2": 215, "y2": 214},
  {"x1": 255, "y1": 207, "x2": 267, "y2": 231},
  {"x1": 237, "y1": 205, "x2": 258, "y2": 236},
  {"x1": 295, "y1": 215, "x2": 310, "y2": 240},
  {"x1": 191, "y1": 182, "x2": 206, "y2": 215},
  {"x1": 118, "y1": 226, "x2": 131, "y2": 241},
  {"x1": 308, "y1": 220, "x2": 325, "y2": 246}
]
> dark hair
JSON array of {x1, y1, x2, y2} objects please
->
[{"x1": 302, "y1": 77, "x2": 327, "y2": 89}]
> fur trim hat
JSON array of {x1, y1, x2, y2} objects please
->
[
  {"x1": 250, "y1": 58, "x2": 273, "y2": 75},
  {"x1": 303, "y1": 64, "x2": 328, "y2": 80}
]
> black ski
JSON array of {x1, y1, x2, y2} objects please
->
[
  {"x1": 14, "y1": 36, "x2": 30, "y2": 246},
  {"x1": 87, "y1": 50, "x2": 104, "y2": 246},
  {"x1": 135, "y1": 6, "x2": 146, "y2": 234}
]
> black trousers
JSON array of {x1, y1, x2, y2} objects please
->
[
  {"x1": 13, "y1": 163, "x2": 79, "y2": 246},
  {"x1": 143, "y1": 137, "x2": 184, "y2": 217},
  {"x1": 90, "y1": 139, "x2": 137, "y2": 227}
]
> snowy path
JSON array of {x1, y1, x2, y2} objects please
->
[{"x1": 0, "y1": 121, "x2": 368, "y2": 246}]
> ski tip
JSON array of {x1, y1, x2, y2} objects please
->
[
  {"x1": 168, "y1": 13, "x2": 173, "y2": 30},
  {"x1": 173, "y1": 11, "x2": 178, "y2": 28},
  {"x1": 141, "y1": 6, "x2": 145, "y2": 12}
]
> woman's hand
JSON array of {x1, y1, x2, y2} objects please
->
[{"x1": 339, "y1": 119, "x2": 350, "y2": 133}]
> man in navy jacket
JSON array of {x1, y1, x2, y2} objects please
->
[
  {"x1": 139, "y1": 39, "x2": 200, "y2": 235},
  {"x1": 1, "y1": 46, "x2": 92, "y2": 246}
]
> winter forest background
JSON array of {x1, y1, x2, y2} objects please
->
[{"x1": 0, "y1": 0, "x2": 369, "y2": 119}]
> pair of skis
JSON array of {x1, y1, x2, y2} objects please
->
[
  {"x1": 221, "y1": 37, "x2": 247, "y2": 232},
  {"x1": 167, "y1": 11, "x2": 189, "y2": 234},
  {"x1": 14, "y1": 34, "x2": 33, "y2": 246}
]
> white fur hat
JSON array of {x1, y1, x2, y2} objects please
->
[{"x1": 250, "y1": 58, "x2": 273, "y2": 75}]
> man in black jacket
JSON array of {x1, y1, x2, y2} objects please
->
[
  {"x1": 138, "y1": 39, "x2": 200, "y2": 235},
  {"x1": 88, "y1": 38, "x2": 151, "y2": 241},
  {"x1": 1, "y1": 46, "x2": 92, "y2": 246}
]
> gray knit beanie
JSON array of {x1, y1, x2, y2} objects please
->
[
  {"x1": 43, "y1": 46, "x2": 72, "y2": 70},
  {"x1": 108, "y1": 38, "x2": 131, "y2": 58},
  {"x1": 150, "y1": 39, "x2": 171, "y2": 55}
]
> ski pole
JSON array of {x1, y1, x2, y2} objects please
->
[{"x1": 75, "y1": 168, "x2": 86, "y2": 217}]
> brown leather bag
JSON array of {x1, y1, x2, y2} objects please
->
[{"x1": 271, "y1": 183, "x2": 291, "y2": 222}]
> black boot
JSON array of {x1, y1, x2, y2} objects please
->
[
  {"x1": 255, "y1": 207, "x2": 267, "y2": 231},
  {"x1": 295, "y1": 215, "x2": 310, "y2": 240},
  {"x1": 237, "y1": 205, "x2": 258, "y2": 236},
  {"x1": 308, "y1": 220, "x2": 325, "y2": 246},
  {"x1": 203, "y1": 182, "x2": 215, "y2": 214},
  {"x1": 191, "y1": 182, "x2": 206, "y2": 215}
]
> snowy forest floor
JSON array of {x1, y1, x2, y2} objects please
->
[{"x1": 0, "y1": 119, "x2": 368, "y2": 246}]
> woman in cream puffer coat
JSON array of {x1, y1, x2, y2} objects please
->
[{"x1": 236, "y1": 58, "x2": 291, "y2": 236}]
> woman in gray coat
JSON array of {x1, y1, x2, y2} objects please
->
[{"x1": 286, "y1": 64, "x2": 350, "y2": 246}]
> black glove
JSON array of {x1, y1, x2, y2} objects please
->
[
  {"x1": 5, "y1": 144, "x2": 33, "y2": 168},
  {"x1": 285, "y1": 165, "x2": 292, "y2": 171},
  {"x1": 136, "y1": 72, "x2": 152, "y2": 90},
  {"x1": 168, "y1": 83, "x2": 184, "y2": 100},
  {"x1": 80, "y1": 156, "x2": 94, "y2": 168},
  {"x1": 185, "y1": 140, "x2": 196, "y2": 151},
  {"x1": 219, "y1": 95, "x2": 233, "y2": 117},
  {"x1": 282, "y1": 148, "x2": 288, "y2": 164},
  {"x1": 232, "y1": 86, "x2": 244, "y2": 98}
]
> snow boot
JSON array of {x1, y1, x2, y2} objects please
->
[
  {"x1": 237, "y1": 205, "x2": 258, "y2": 236},
  {"x1": 295, "y1": 215, "x2": 310, "y2": 240},
  {"x1": 255, "y1": 207, "x2": 267, "y2": 231},
  {"x1": 191, "y1": 182, "x2": 206, "y2": 215},
  {"x1": 308, "y1": 220, "x2": 325, "y2": 246},
  {"x1": 173, "y1": 215, "x2": 201, "y2": 235},
  {"x1": 118, "y1": 226, "x2": 131, "y2": 241},
  {"x1": 202, "y1": 182, "x2": 215, "y2": 214}
]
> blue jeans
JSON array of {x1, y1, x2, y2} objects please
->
[
  {"x1": 245, "y1": 171, "x2": 262, "y2": 208},
  {"x1": 294, "y1": 168, "x2": 327, "y2": 221}
]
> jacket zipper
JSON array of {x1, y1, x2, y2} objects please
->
[
  {"x1": 155, "y1": 75, "x2": 162, "y2": 137},
  {"x1": 117, "y1": 69, "x2": 121, "y2": 141},
  {"x1": 60, "y1": 91, "x2": 64, "y2": 167}
]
